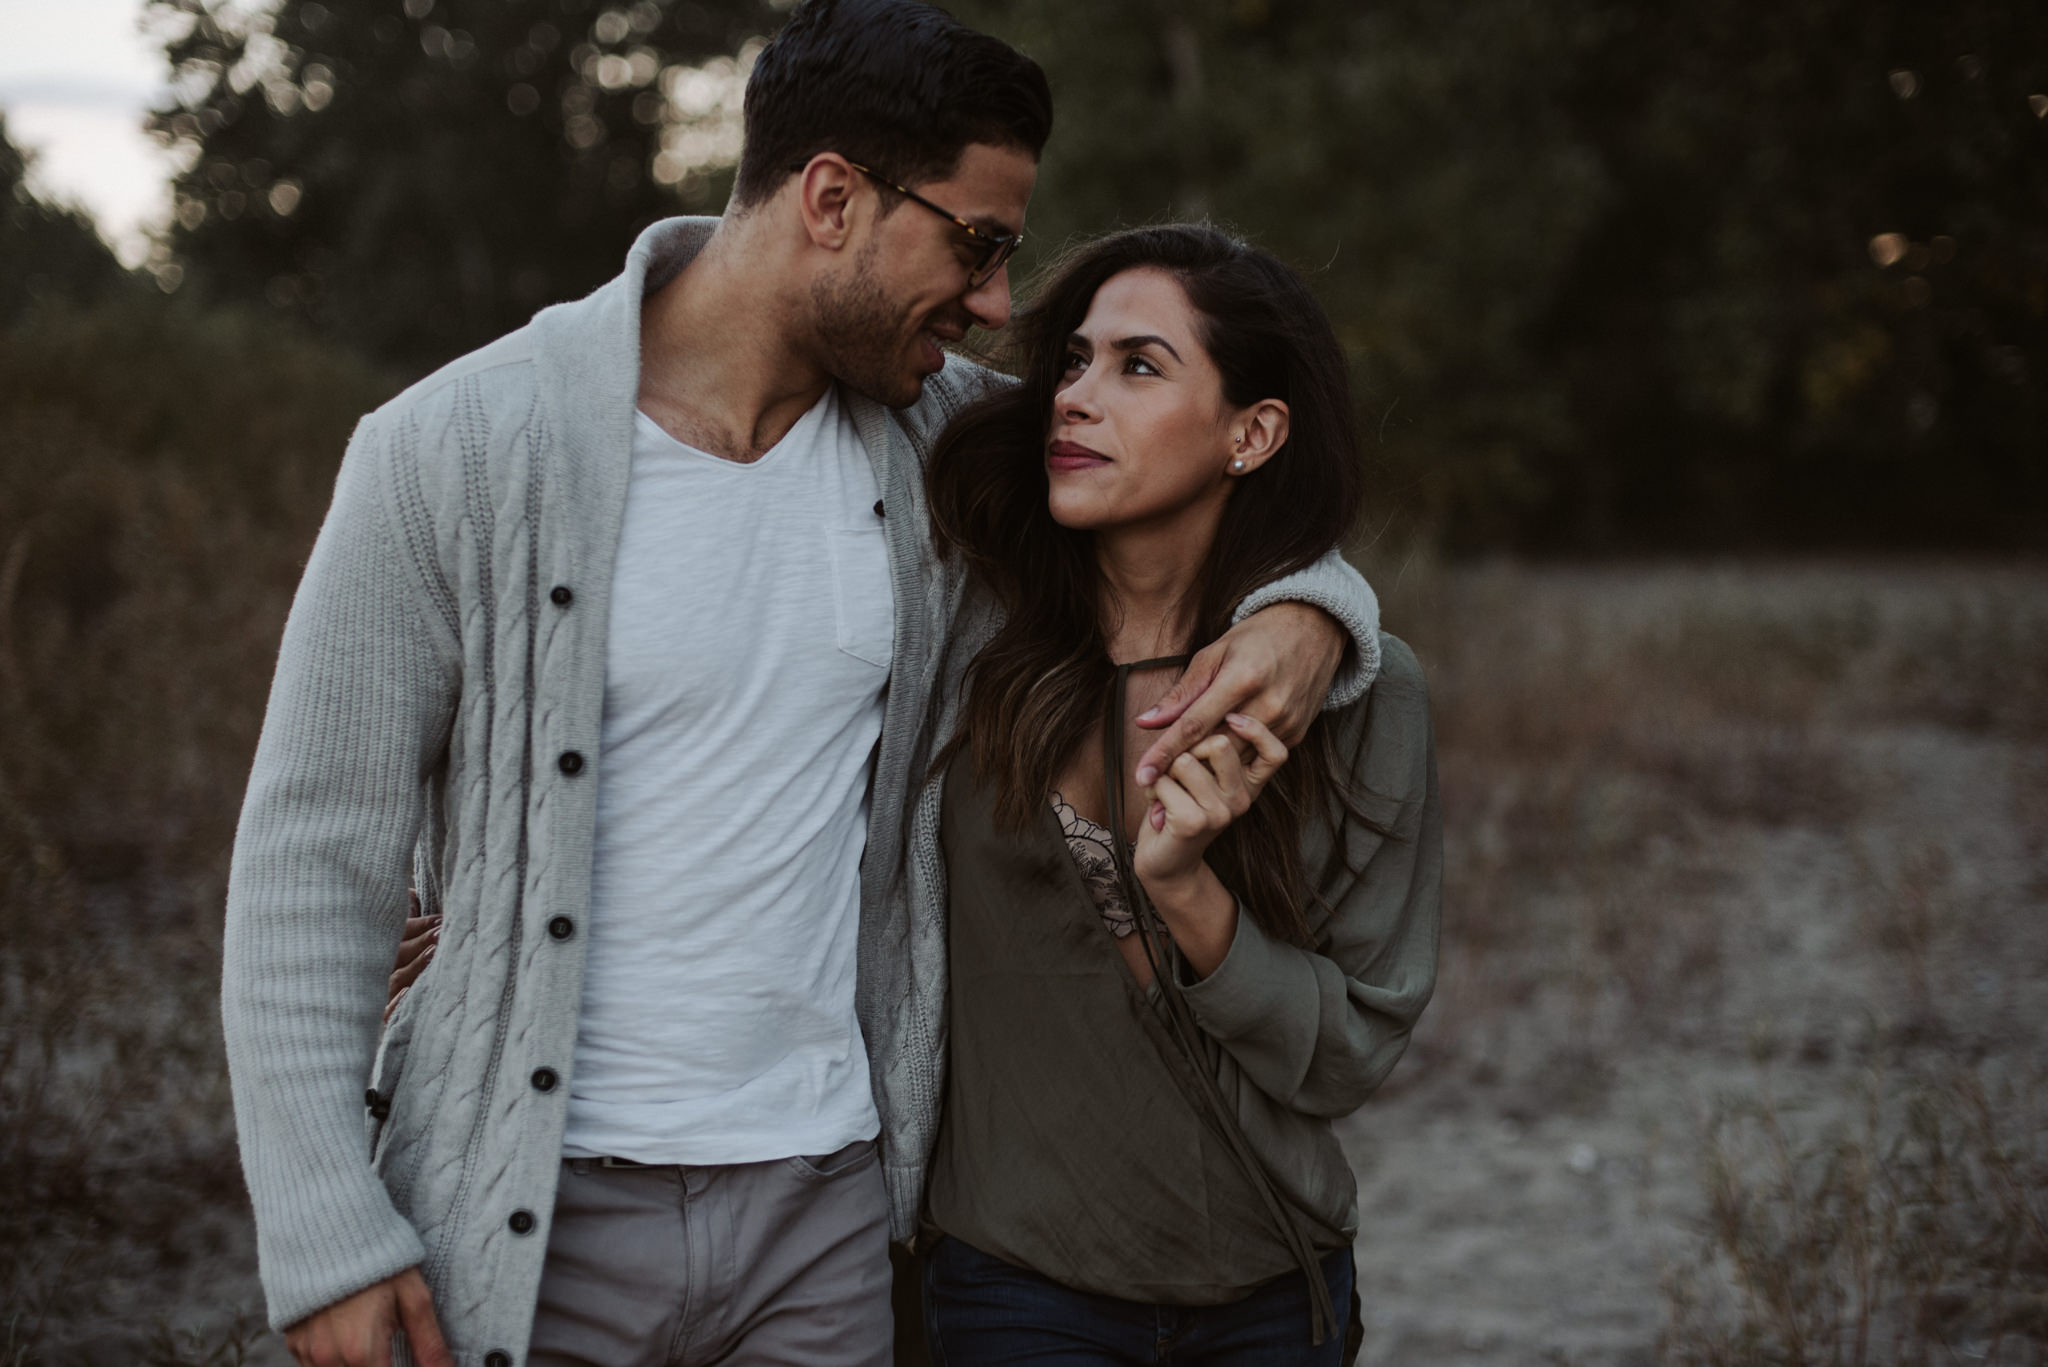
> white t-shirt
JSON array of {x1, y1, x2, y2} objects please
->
[{"x1": 563, "y1": 385, "x2": 892, "y2": 1164}]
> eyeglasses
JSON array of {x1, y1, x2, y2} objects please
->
[{"x1": 787, "y1": 157, "x2": 1022, "y2": 289}]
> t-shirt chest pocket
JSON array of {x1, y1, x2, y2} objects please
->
[{"x1": 827, "y1": 528, "x2": 895, "y2": 670}]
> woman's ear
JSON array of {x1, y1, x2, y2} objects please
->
[{"x1": 1226, "y1": 399, "x2": 1290, "y2": 476}]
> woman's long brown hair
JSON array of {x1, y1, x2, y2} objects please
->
[{"x1": 927, "y1": 225, "x2": 1369, "y2": 946}]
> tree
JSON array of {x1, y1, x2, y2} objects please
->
[
  {"x1": 150, "y1": 0, "x2": 780, "y2": 371},
  {"x1": 152, "y1": 0, "x2": 2048, "y2": 547},
  {"x1": 951, "y1": 0, "x2": 2048, "y2": 551},
  {"x1": 0, "y1": 115, "x2": 130, "y2": 324}
]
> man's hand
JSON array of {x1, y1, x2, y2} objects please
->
[
  {"x1": 284, "y1": 1267, "x2": 452, "y2": 1367},
  {"x1": 1133, "y1": 602, "x2": 1346, "y2": 785}
]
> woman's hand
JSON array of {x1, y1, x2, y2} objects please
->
[
  {"x1": 1130, "y1": 713, "x2": 1286, "y2": 914},
  {"x1": 385, "y1": 891, "x2": 438, "y2": 1022}
]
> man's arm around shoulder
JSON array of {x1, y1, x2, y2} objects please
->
[{"x1": 1134, "y1": 551, "x2": 1380, "y2": 783}]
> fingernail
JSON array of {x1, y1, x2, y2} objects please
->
[
  {"x1": 1137, "y1": 707, "x2": 1159, "y2": 722},
  {"x1": 1136, "y1": 765, "x2": 1158, "y2": 785},
  {"x1": 1151, "y1": 806, "x2": 1166, "y2": 830},
  {"x1": 1226, "y1": 713, "x2": 1251, "y2": 727}
]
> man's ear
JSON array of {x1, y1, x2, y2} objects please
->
[
  {"x1": 1228, "y1": 399, "x2": 1290, "y2": 475},
  {"x1": 794, "y1": 153, "x2": 863, "y2": 253}
]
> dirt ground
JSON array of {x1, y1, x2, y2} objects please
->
[
  {"x1": 1344, "y1": 560, "x2": 2048, "y2": 1366},
  {"x1": 9, "y1": 562, "x2": 2046, "y2": 1365}
]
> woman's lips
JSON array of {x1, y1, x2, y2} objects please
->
[{"x1": 1048, "y1": 440, "x2": 1110, "y2": 471}]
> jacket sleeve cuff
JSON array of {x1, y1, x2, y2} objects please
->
[
  {"x1": 253, "y1": 1181, "x2": 426, "y2": 1331},
  {"x1": 1180, "y1": 901, "x2": 1305, "y2": 1041},
  {"x1": 1232, "y1": 551, "x2": 1381, "y2": 708}
]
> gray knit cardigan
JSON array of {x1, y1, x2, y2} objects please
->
[{"x1": 221, "y1": 215, "x2": 1379, "y2": 1362}]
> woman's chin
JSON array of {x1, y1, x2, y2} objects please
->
[{"x1": 1046, "y1": 494, "x2": 1111, "y2": 532}]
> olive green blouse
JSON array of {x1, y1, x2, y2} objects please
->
[{"x1": 924, "y1": 632, "x2": 1442, "y2": 1306}]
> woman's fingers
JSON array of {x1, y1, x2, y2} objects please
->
[
  {"x1": 1147, "y1": 723, "x2": 1288, "y2": 872},
  {"x1": 1150, "y1": 771, "x2": 1210, "y2": 839},
  {"x1": 1189, "y1": 732, "x2": 1250, "y2": 812},
  {"x1": 391, "y1": 929, "x2": 436, "y2": 991},
  {"x1": 1224, "y1": 712, "x2": 1289, "y2": 789},
  {"x1": 388, "y1": 915, "x2": 440, "y2": 1015},
  {"x1": 1167, "y1": 750, "x2": 1233, "y2": 827}
]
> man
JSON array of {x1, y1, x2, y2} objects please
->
[{"x1": 223, "y1": 3, "x2": 1379, "y2": 1365}]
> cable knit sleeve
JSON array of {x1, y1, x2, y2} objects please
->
[
  {"x1": 221, "y1": 412, "x2": 460, "y2": 1331},
  {"x1": 1232, "y1": 550, "x2": 1382, "y2": 709}
]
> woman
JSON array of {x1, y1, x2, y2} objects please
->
[{"x1": 912, "y1": 224, "x2": 1440, "y2": 1365}]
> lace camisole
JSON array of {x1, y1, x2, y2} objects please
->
[{"x1": 1048, "y1": 792, "x2": 1165, "y2": 939}]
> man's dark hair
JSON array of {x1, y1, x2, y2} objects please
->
[{"x1": 731, "y1": 0, "x2": 1052, "y2": 208}]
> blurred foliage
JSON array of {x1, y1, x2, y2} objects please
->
[
  {"x1": 148, "y1": 0, "x2": 779, "y2": 369},
  {"x1": 0, "y1": 297, "x2": 395, "y2": 894},
  {"x1": 0, "y1": 298, "x2": 396, "y2": 1360},
  {"x1": 0, "y1": 115, "x2": 133, "y2": 323},
  {"x1": 140, "y1": 0, "x2": 2048, "y2": 550},
  {"x1": 952, "y1": 0, "x2": 2048, "y2": 552}
]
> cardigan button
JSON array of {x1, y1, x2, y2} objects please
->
[
  {"x1": 873, "y1": 499, "x2": 884, "y2": 517},
  {"x1": 547, "y1": 915, "x2": 575, "y2": 940},
  {"x1": 531, "y1": 1067, "x2": 558, "y2": 1093},
  {"x1": 509, "y1": 1209, "x2": 536, "y2": 1235},
  {"x1": 549, "y1": 585, "x2": 573, "y2": 606},
  {"x1": 485, "y1": 1354, "x2": 512, "y2": 1367},
  {"x1": 557, "y1": 751, "x2": 584, "y2": 775}
]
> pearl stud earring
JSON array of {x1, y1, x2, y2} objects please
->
[{"x1": 1231, "y1": 458, "x2": 1247, "y2": 472}]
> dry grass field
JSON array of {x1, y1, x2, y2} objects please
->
[
  {"x1": 2, "y1": 310, "x2": 2043, "y2": 1363},
  {"x1": 1350, "y1": 557, "x2": 2048, "y2": 1365}
]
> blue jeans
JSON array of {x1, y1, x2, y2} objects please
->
[{"x1": 921, "y1": 1235, "x2": 1355, "y2": 1366}]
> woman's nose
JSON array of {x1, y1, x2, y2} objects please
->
[{"x1": 1057, "y1": 369, "x2": 1101, "y2": 420}]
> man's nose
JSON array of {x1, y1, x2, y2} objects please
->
[{"x1": 964, "y1": 265, "x2": 1013, "y2": 332}]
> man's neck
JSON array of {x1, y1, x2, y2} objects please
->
[{"x1": 636, "y1": 216, "x2": 834, "y2": 463}]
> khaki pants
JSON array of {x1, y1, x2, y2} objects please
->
[{"x1": 527, "y1": 1140, "x2": 893, "y2": 1367}]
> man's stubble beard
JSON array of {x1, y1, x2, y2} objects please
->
[{"x1": 811, "y1": 236, "x2": 927, "y2": 410}]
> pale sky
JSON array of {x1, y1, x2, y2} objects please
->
[{"x1": 0, "y1": 0, "x2": 177, "y2": 265}]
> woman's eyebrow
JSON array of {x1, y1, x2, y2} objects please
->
[{"x1": 1111, "y1": 334, "x2": 1182, "y2": 363}]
